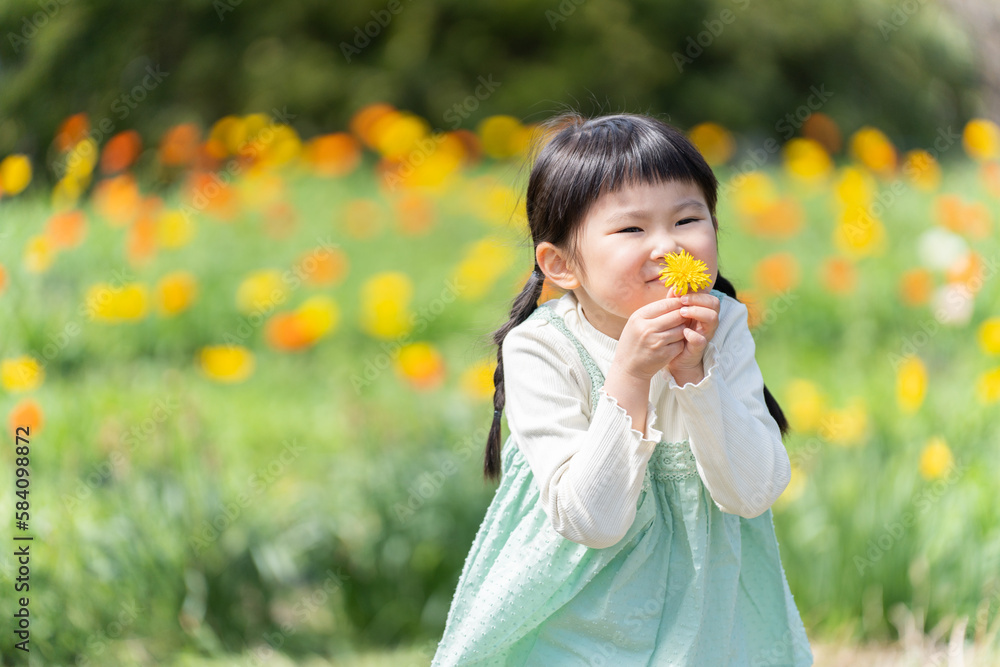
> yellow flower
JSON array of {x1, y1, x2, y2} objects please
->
[
  {"x1": 157, "y1": 210, "x2": 196, "y2": 248},
  {"x1": 918, "y1": 437, "x2": 953, "y2": 480},
  {"x1": 978, "y1": 317, "x2": 1000, "y2": 355},
  {"x1": 896, "y1": 355, "x2": 927, "y2": 414},
  {"x1": 688, "y1": 122, "x2": 735, "y2": 166},
  {"x1": 199, "y1": 345, "x2": 254, "y2": 383},
  {"x1": 84, "y1": 283, "x2": 149, "y2": 321},
  {"x1": 478, "y1": 115, "x2": 531, "y2": 160},
  {"x1": 360, "y1": 271, "x2": 414, "y2": 339},
  {"x1": 977, "y1": 367, "x2": 1000, "y2": 404},
  {"x1": 452, "y1": 238, "x2": 515, "y2": 300},
  {"x1": 849, "y1": 126, "x2": 897, "y2": 175},
  {"x1": 658, "y1": 249, "x2": 712, "y2": 296},
  {"x1": 23, "y1": 235, "x2": 55, "y2": 274},
  {"x1": 0, "y1": 154, "x2": 32, "y2": 196},
  {"x1": 783, "y1": 138, "x2": 832, "y2": 184},
  {"x1": 295, "y1": 295, "x2": 339, "y2": 340},
  {"x1": 785, "y1": 379, "x2": 825, "y2": 432},
  {"x1": 1, "y1": 357, "x2": 44, "y2": 392},
  {"x1": 460, "y1": 360, "x2": 496, "y2": 400},
  {"x1": 236, "y1": 270, "x2": 287, "y2": 314},
  {"x1": 819, "y1": 398, "x2": 868, "y2": 446},
  {"x1": 963, "y1": 119, "x2": 1000, "y2": 161},
  {"x1": 395, "y1": 342, "x2": 445, "y2": 390},
  {"x1": 156, "y1": 271, "x2": 198, "y2": 316}
]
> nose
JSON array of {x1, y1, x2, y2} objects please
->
[{"x1": 650, "y1": 235, "x2": 680, "y2": 262}]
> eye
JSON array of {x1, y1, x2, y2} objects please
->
[
  {"x1": 616, "y1": 226, "x2": 643, "y2": 233},
  {"x1": 676, "y1": 218, "x2": 700, "y2": 226}
]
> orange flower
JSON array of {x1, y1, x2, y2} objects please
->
[
  {"x1": 296, "y1": 246, "x2": 348, "y2": 287},
  {"x1": 739, "y1": 288, "x2": 765, "y2": 329},
  {"x1": 9, "y1": 399, "x2": 43, "y2": 436},
  {"x1": 303, "y1": 133, "x2": 362, "y2": 176},
  {"x1": 350, "y1": 103, "x2": 398, "y2": 148},
  {"x1": 946, "y1": 252, "x2": 983, "y2": 293},
  {"x1": 265, "y1": 313, "x2": 314, "y2": 351},
  {"x1": 934, "y1": 195, "x2": 991, "y2": 239},
  {"x1": 745, "y1": 198, "x2": 804, "y2": 239},
  {"x1": 688, "y1": 122, "x2": 735, "y2": 166},
  {"x1": 755, "y1": 253, "x2": 800, "y2": 294},
  {"x1": 100, "y1": 130, "x2": 142, "y2": 174},
  {"x1": 802, "y1": 112, "x2": 842, "y2": 154},
  {"x1": 396, "y1": 342, "x2": 446, "y2": 390},
  {"x1": 55, "y1": 113, "x2": 90, "y2": 152},
  {"x1": 899, "y1": 268, "x2": 933, "y2": 306},
  {"x1": 820, "y1": 257, "x2": 856, "y2": 295},
  {"x1": 126, "y1": 198, "x2": 162, "y2": 266},
  {"x1": 902, "y1": 150, "x2": 940, "y2": 191},
  {"x1": 159, "y1": 123, "x2": 201, "y2": 167},
  {"x1": 45, "y1": 210, "x2": 87, "y2": 249},
  {"x1": 94, "y1": 174, "x2": 142, "y2": 226},
  {"x1": 849, "y1": 126, "x2": 897, "y2": 175},
  {"x1": 394, "y1": 193, "x2": 436, "y2": 235},
  {"x1": 185, "y1": 172, "x2": 238, "y2": 221},
  {"x1": 156, "y1": 271, "x2": 198, "y2": 316}
]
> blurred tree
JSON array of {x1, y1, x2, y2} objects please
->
[
  {"x1": 939, "y1": 0, "x2": 1000, "y2": 122},
  {"x1": 0, "y1": 0, "x2": 984, "y2": 175}
]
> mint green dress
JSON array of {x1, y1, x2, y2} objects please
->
[{"x1": 432, "y1": 299, "x2": 813, "y2": 666}]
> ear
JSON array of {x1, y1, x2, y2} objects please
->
[{"x1": 536, "y1": 241, "x2": 581, "y2": 290}]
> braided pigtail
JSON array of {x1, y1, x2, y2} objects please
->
[
  {"x1": 713, "y1": 272, "x2": 790, "y2": 437},
  {"x1": 483, "y1": 267, "x2": 547, "y2": 482}
]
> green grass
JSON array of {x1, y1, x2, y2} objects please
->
[{"x1": 1, "y1": 158, "x2": 999, "y2": 664}]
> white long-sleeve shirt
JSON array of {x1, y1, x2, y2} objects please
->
[{"x1": 501, "y1": 290, "x2": 792, "y2": 549}]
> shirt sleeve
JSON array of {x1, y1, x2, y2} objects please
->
[
  {"x1": 502, "y1": 318, "x2": 662, "y2": 549},
  {"x1": 665, "y1": 296, "x2": 791, "y2": 518}
]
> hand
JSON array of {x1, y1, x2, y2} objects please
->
[
  {"x1": 666, "y1": 291, "x2": 721, "y2": 382},
  {"x1": 611, "y1": 286, "x2": 689, "y2": 381}
]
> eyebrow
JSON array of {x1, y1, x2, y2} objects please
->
[{"x1": 605, "y1": 198, "x2": 709, "y2": 225}]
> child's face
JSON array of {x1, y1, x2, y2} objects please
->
[{"x1": 568, "y1": 179, "x2": 718, "y2": 339}]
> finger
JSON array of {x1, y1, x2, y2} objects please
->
[
  {"x1": 682, "y1": 326, "x2": 707, "y2": 350},
  {"x1": 633, "y1": 295, "x2": 683, "y2": 319},
  {"x1": 676, "y1": 304, "x2": 720, "y2": 327},
  {"x1": 680, "y1": 293, "x2": 721, "y2": 311}
]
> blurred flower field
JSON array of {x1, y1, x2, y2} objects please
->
[{"x1": 0, "y1": 106, "x2": 999, "y2": 664}]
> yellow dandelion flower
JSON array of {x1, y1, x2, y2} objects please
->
[
  {"x1": 918, "y1": 437, "x2": 953, "y2": 480},
  {"x1": 1, "y1": 356, "x2": 44, "y2": 392},
  {"x1": 977, "y1": 367, "x2": 1000, "y2": 404},
  {"x1": 658, "y1": 249, "x2": 713, "y2": 296},
  {"x1": 978, "y1": 318, "x2": 1000, "y2": 355},
  {"x1": 963, "y1": 119, "x2": 1000, "y2": 161},
  {"x1": 785, "y1": 379, "x2": 826, "y2": 432},
  {"x1": 460, "y1": 360, "x2": 496, "y2": 400},
  {"x1": 199, "y1": 345, "x2": 254, "y2": 383},
  {"x1": 896, "y1": 355, "x2": 927, "y2": 414},
  {"x1": 0, "y1": 154, "x2": 32, "y2": 196}
]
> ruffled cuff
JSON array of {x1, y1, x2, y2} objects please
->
[
  {"x1": 596, "y1": 387, "x2": 663, "y2": 447},
  {"x1": 665, "y1": 341, "x2": 721, "y2": 391}
]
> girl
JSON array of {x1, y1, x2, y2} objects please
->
[{"x1": 432, "y1": 113, "x2": 813, "y2": 666}]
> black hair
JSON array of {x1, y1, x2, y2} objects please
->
[{"x1": 484, "y1": 112, "x2": 788, "y2": 482}]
